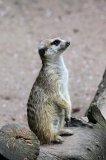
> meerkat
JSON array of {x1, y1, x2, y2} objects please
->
[{"x1": 27, "y1": 38, "x2": 72, "y2": 144}]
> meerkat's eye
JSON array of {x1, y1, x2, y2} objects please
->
[{"x1": 51, "y1": 39, "x2": 61, "y2": 46}]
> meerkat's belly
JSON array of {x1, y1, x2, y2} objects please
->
[{"x1": 53, "y1": 106, "x2": 65, "y2": 132}]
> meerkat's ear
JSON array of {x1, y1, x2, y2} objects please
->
[{"x1": 38, "y1": 47, "x2": 47, "y2": 58}]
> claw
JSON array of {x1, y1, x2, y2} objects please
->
[{"x1": 65, "y1": 118, "x2": 70, "y2": 127}]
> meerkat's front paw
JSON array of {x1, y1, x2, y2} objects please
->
[
  {"x1": 65, "y1": 117, "x2": 70, "y2": 127},
  {"x1": 65, "y1": 111, "x2": 71, "y2": 127}
]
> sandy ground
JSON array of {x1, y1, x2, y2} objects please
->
[{"x1": 0, "y1": 0, "x2": 106, "y2": 128}]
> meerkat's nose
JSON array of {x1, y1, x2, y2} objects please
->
[{"x1": 66, "y1": 41, "x2": 70, "y2": 46}]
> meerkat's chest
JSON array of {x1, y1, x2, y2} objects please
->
[
  {"x1": 59, "y1": 60, "x2": 69, "y2": 84},
  {"x1": 57, "y1": 66, "x2": 69, "y2": 99},
  {"x1": 59, "y1": 64, "x2": 71, "y2": 103}
]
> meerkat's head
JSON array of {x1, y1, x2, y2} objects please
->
[{"x1": 38, "y1": 38, "x2": 70, "y2": 61}]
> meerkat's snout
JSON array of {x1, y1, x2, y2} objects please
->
[
  {"x1": 58, "y1": 40, "x2": 70, "y2": 52},
  {"x1": 66, "y1": 41, "x2": 70, "y2": 47}
]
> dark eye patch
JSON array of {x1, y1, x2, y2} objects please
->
[{"x1": 51, "y1": 39, "x2": 61, "y2": 46}]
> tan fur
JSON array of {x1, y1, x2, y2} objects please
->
[{"x1": 27, "y1": 38, "x2": 72, "y2": 144}]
